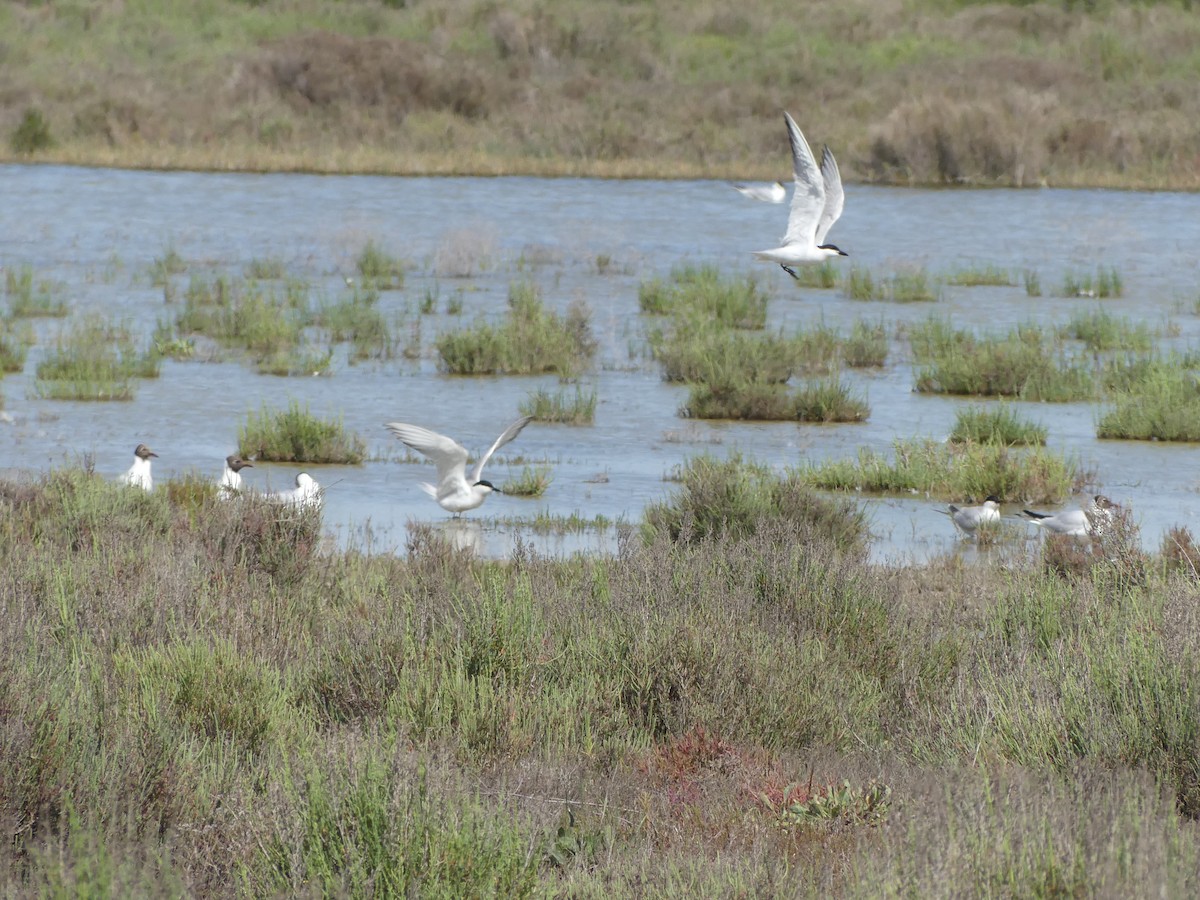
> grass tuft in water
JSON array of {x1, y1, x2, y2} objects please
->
[
  {"x1": 148, "y1": 244, "x2": 186, "y2": 286},
  {"x1": 35, "y1": 315, "x2": 159, "y2": 401},
  {"x1": 501, "y1": 465, "x2": 553, "y2": 497},
  {"x1": 682, "y1": 377, "x2": 869, "y2": 423},
  {"x1": 0, "y1": 318, "x2": 33, "y2": 372},
  {"x1": 316, "y1": 286, "x2": 394, "y2": 361},
  {"x1": 5, "y1": 265, "x2": 68, "y2": 317},
  {"x1": 519, "y1": 385, "x2": 597, "y2": 425},
  {"x1": 1023, "y1": 269, "x2": 1042, "y2": 297},
  {"x1": 436, "y1": 281, "x2": 595, "y2": 377},
  {"x1": 785, "y1": 260, "x2": 839, "y2": 289},
  {"x1": 801, "y1": 438, "x2": 1083, "y2": 503},
  {"x1": 945, "y1": 264, "x2": 1014, "y2": 287},
  {"x1": 1061, "y1": 266, "x2": 1123, "y2": 298},
  {"x1": 842, "y1": 318, "x2": 889, "y2": 368},
  {"x1": 239, "y1": 401, "x2": 366, "y2": 463},
  {"x1": 1057, "y1": 308, "x2": 1154, "y2": 352},
  {"x1": 355, "y1": 239, "x2": 406, "y2": 290},
  {"x1": 245, "y1": 257, "x2": 286, "y2": 280},
  {"x1": 1097, "y1": 365, "x2": 1200, "y2": 442},
  {"x1": 949, "y1": 404, "x2": 1048, "y2": 446},
  {"x1": 638, "y1": 264, "x2": 767, "y2": 328}
]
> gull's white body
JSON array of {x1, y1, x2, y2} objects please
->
[
  {"x1": 1023, "y1": 495, "x2": 1114, "y2": 537},
  {"x1": 121, "y1": 444, "x2": 158, "y2": 492},
  {"x1": 732, "y1": 181, "x2": 787, "y2": 204},
  {"x1": 385, "y1": 416, "x2": 532, "y2": 515},
  {"x1": 945, "y1": 497, "x2": 1001, "y2": 535},
  {"x1": 753, "y1": 112, "x2": 846, "y2": 269},
  {"x1": 272, "y1": 472, "x2": 322, "y2": 511}
]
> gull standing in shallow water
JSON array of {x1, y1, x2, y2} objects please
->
[
  {"x1": 731, "y1": 181, "x2": 787, "y2": 203},
  {"x1": 217, "y1": 455, "x2": 253, "y2": 499},
  {"x1": 121, "y1": 443, "x2": 158, "y2": 491},
  {"x1": 1022, "y1": 495, "x2": 1115, "y2": 537},
  {"x1": 752, "y1": 112, "x2": 848, "y2": 279},
  {"x1": 385, "y1": 415, "x2": 533, "y2": 516},
  {"x1": 942, "y1": 495, "x2": 1001, "y2": 537}
]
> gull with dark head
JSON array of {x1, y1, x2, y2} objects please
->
[
  {"x1": 943, "y1": 495, "x2": 1001, "y2": 536},
  {"x1": 270, "y1": 472, "x2": 322, "y2": 511},
  {"x1": 752, "y1": 112, "x2": 847, "y2": 279},
  {"x1": 218, "y1": 455, "x2": 253, "y2": 499},
  {"x1": 122, "y1": 443, "x2": 158, "y2": 491},
  {"x1": 385, "y1": 415, "x2": 533, "y2": 516}
]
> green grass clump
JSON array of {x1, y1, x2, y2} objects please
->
[
  {"x1": 644, "y1": 453, "x2": 866, "y2": 549},
  {"x1": 355, "y1": 239, "x2": 405, "y2": 290},
  {"x1": 175, "y1": 275, "x2": 311, "y2": 362},
  {"x1": 842, "y1": 319, "x2": 889, "y2": 368},
  {"x1": 35, "y1": 315, "x2": 159, "y2": 401},
  {"x1": 255, "y1": 345, "x2": 334, "y2": 377},
  {"x1": 5, "y1": 265, "x2": 68, "y2": 317},
  {"x1": 911, "y1": 319, "x2": 1095, "y2": 401},
  {"x1": 148, "y1": 244, "x2": 186, "y2": 286},
  {"x1": 501, "y1": 465, "x2": 552, "y2": 497},
  {"x1": 845, "y1": 267, "x2": 940, "y2": 302},
  {"x1": 801, "y1": 438, "x2": 1082, "y2": 503},
  {"x1": 1061, "y1": 267, "x2": 1123, "y2": 298},
  {"x1": 1023, "y1": 269, "x2": 1042, "y2": 297},
  {"x1": 945, "y1": 264, "x2": 1014, "y2": 287},
  {"x1": 948, "y1": 404, "x2": 1048, "y2": 446},
  {"x1": 1057, "y1": 308, "x2": 1154, "y2": 352},
  {"x1": 239, "y1": 401, "x2": 366, "y2": 463},
  {"x1": 683, "y1": 377, "x2": 869, "y2": 422},
  {"x1": 436, "y1": 282, "x2": 595, "y2": 377},
  {"x1": 785, "y1": 260, "x2": 839, "y2": 289},
  {"x1": 652, "y1": 319, "x2": 798, "y2": 384},
  {"x1": 316, "y1": 287, "x2": 394, "y2": 361},
  {"x1": 519, "y1": 385, "x2": 597, "y2": 425},
  {"x1": 843, "y1": 266, "x2": 878, "y2": 301},
  {"x1": 245, "y1": 257, "x2": 286, "y2": 280},
  {"x1": 637, "y1": 265, "x2": 767, "y2": 329},
  {"x1": 1097, "y1": 366, "x2": 1200, "y2": 441},
  {"x1": 0, "y1": 318, "x2": 33, "y2": 372}
]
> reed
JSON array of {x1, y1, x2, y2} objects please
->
[
  {"x1": 948, "y1": 403, "x2": 1048, "y2": 446},
  {"x1": 238, "y1": 400, "x2": 366, "y2": 463}
]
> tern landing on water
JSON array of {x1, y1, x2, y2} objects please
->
[
  {"x1": 752, "y1": 112, "x2": 847, "y2": 279},
  {"x1": 942, "y1": 495, "x2": 1001, "y2": 536},
  {"x1": 218, "y1": 455, "x2": 253, "y2": 499},
  {"x1": 731, "y1": 181, "x2": 787, "y2": 204},
  {"x1": 385, "y1": 415, "x2": 533, "y2": 516},
  {"x1": 1022, "y1": 495, "x2": 1115, "y2": 537},
  {"x1": 121, "y1": 443, "x2": 158, "y2": 491}
]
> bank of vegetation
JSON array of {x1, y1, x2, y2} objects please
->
[{"x1": 3, "y1": 0, "x2": 1200, "y2": 188}]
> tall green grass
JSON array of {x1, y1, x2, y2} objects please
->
[
  {"x1": 682, "y1": 377, "x2": 868, "y2": 422},
  {"x1": 355, "y1": 239, "x2": 406, "y2": 290},
  {"x1": 34, "y1": 315, "x2": 158, "y2": 400},
  {"x1": 239, "y1": 401, "x2": 366, "y2": 463},
  {"x1": 436, "y1": 281, "x2": 595, "y2": 376},
  {"x1": 316, "y1": 286, "x2": 394, "y2": 361},
  {"x1": 1061, "y1": 267, "x2": 1123, "y2": 299},
  {"x1": 638, "y1": 265, "x2": 767, "y2": 329},
  {"x1": 1057, "y1": 308, "x2": 1154, "y2": 352},
  {"x1": 948, "y1": 404, "x2": 1047, "y2": 446},
  {"x1": 519, "y1": 385, "x2": 597, "y2": 425},
  {"x1": 1098, "y1": 365, "x2": 1200, "y2": 442},
  {"x1": 5, "y1": 265, "x2": 68, "y2": 317}
]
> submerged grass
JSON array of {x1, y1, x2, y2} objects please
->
[
  {"x1": 1058, "y1": 308, "x2": 1154, "y2": 352},
  {"x1": 355, "y1": 239, "x2": 405, "y2": 290},
  {"x1": 239, "y1": 400, "x2": 366, "y2": 464},
  {"x1": 34, "y1": 315, "x2": 158, "y2": 400},
  {"x1": 316, "y1": 286, "x2": 394, "y2": 361},
  {"x1": 519, "y1": 385, "x2": 597, "y2": 425},
  {"x1": 845, "y1": 267, "x2": 940, "y2": 303},
  {"x1": 944, "y1": 264, "x2": 1014, "y2": 287},
  {"x1": 5, "y1": 462, "x2": 1200, "y2": 894},
  {"x1": 175, "y1": 274, "x2": 310, "y2": 362},
  {"x1": 801, "y1": 438, "x2": 1083, "y2": 504},
  {"x1": 1061, "y1": 267, "x2": 1124, "y2": 299},
  {"x1": 5, "y1": 265, "x2": 68, "y2": 317}
]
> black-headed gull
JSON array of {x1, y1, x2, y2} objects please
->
[
  {"x1": 121, "y1": 443, "x2": 158, "y2": 491},
  {"x1": 218, "y1": 455, "x2": 253, "y2": 499},
  {"x1": 271, "y1": 472, "x2": 322, "y2": 511},
  {"x1": 385, "y1": 415, "x2": 532, "y2": 515}
]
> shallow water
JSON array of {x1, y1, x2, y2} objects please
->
[{"x1": 2, "y1": 164, "x2": 1199, "y2": 562}]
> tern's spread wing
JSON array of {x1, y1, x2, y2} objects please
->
[
  {"x1": 470, "y1": 415, "x2": 533, "y2": 483},
  {"x1": 385, "y1": 423, "x2": 469, "y2": 488},
  {"x1": 781, "y1": 113, "x2": 826, "y2": 247},
  {"x1": 816, "y1": 144, "x2": 844, "y2": 245}
]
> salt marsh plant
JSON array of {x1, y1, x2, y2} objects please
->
[
  {"x1": 652, "y1": 319, "x2": 797, "y2": 385},
  {"x1": 35, "y1": 315, "x2": 159, "y2": 400},
  {"x1": 519, "y1": 385, "x2": 597, "y2": 425},
  {"x1": 682, "y1": 376, "x2": 869, "y2": 423},
  {"x1": 911, "y1": 320, "x2": 1095, "y2": 401},
  {"x1": 802, "y1": 438, "x2": 1082, "y2": 504},
  {"x1": 355, "y1": 239, "x2": 405, "y2": 290},
  {"x1": 175, "y1": 274, "x2": 310, "y2": 362},
  {"x1": 245, "y1": 257, "x2": 287, "y2": 280},
  {"x1": 501, "y1": 465, "x2": 552, "y2": 497},
  {"x1": 1098, "y1": 365, "x2": 1200, "y2": 442},
  {"x1": 316, "y1": 287, "x2": 394, "y2": 361},
  {"x1": 0, "y1": 318, "x2": 32, "y2": 372},
  {"x1": 842, "y1": 318, "x2": 889, "y2": 368},
  {"x1": 845, "y1": 267, "x2": 940, "y2": 302},
  {"x1": 148, "y1": 244, "x2": 186, "y2": 286},
  {"x1": 637, "y1": 264, "x2": 767, "y2": 329},
  {"x1": 785, "y1": 260, "x2": 839, "y2": 290},
  {"x1": 643, "y1": 453, "x2": 866, "y2": 549},
  {"x1": 1023, "y1": 269, "x2": 1042, "y2": 297},
  {"x1": 1058, "y1": 308, "x2": 1154, "y2": 352},
  {"x1": 1061, "y1": 266, "x2": 1124, "y2": 298},
  {"x1": 948, "y1": 404, "x2": 1047, "y2": 446},
  {"x1": 5, "y1": 265, "x2": 68, "y2": 317},
  {"x1": 843, "y1": 266, "x2": 878, "y2": 301},
  {"x1": 945, "y1": 264, "x2": 1014, "y2": 287},
  {"x1": 255, "y1": 345, "x2": 334, "y2": 377},
  {"x1": 436, "y1": 281, "x2": 595, "y2": 377},
  {"x1": 239, "y1": 401, "x2": 365, "y2": 464}
]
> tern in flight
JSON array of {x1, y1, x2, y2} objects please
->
[
  {"x1": 385, "y1": 415, "x2": 533, "y2": 515},
  {"x1": 752, "y1": 112, "x2": 847, "y2": 279}
]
